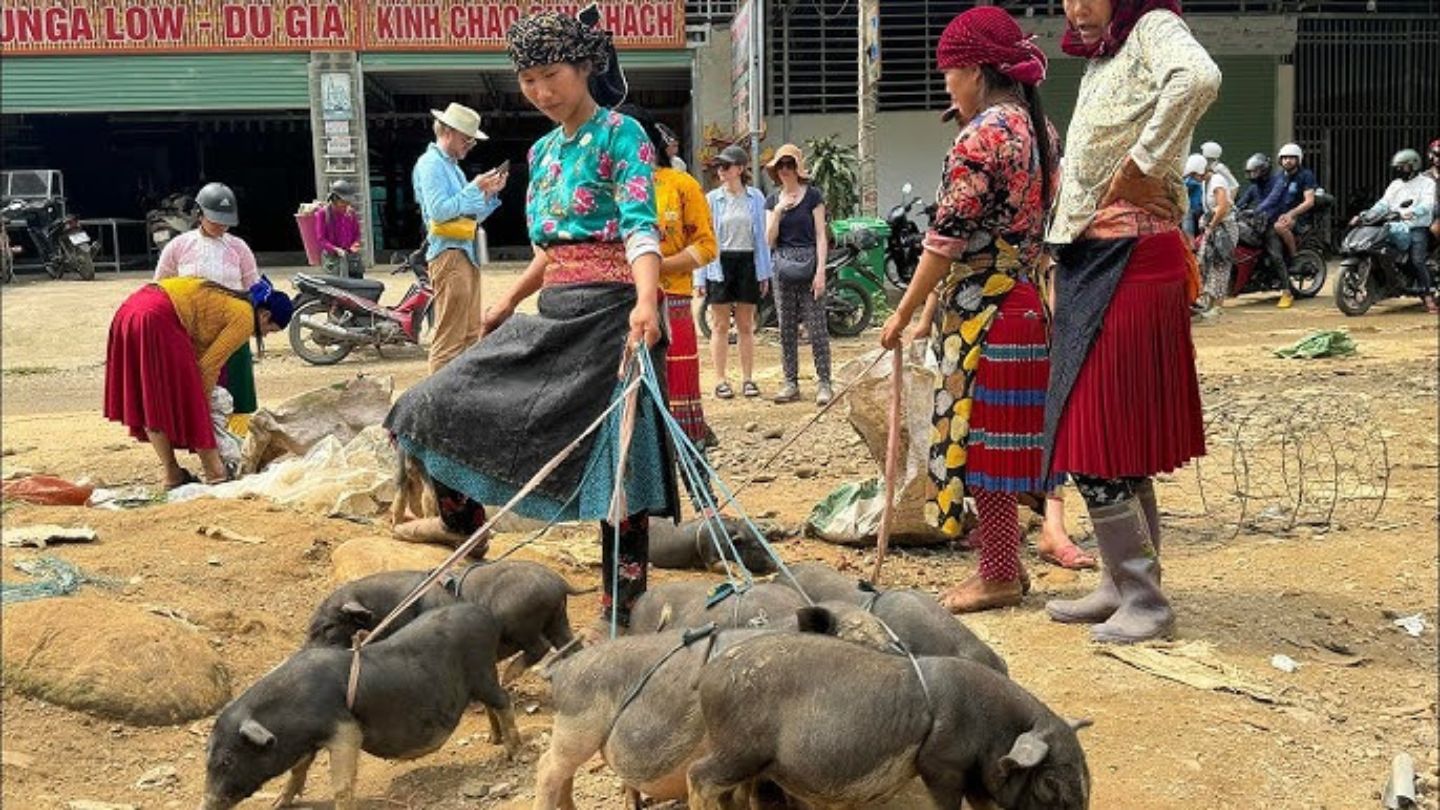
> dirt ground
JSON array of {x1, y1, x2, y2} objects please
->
[{"x1": 2, "y1": 266, "x2": 1437, "y2": 809}]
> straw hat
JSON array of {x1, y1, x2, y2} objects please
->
[
  {"x1": 430, "y1": 103, "x2": 488, "y2": 141},
  {"x1": 764, "y1": 143, "x2": 810, "y2": 182}
]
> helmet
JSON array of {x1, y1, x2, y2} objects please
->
[
  {"x1": 1278, "y1": 143, "x2": 1303, "y2": 160},
  {"x1": 328, "y1": 179, "x2": 358, "y2": 204},
  {"x1": 1245, "y1": 153, "x2": 1271, "y2": 175},
  {"x1": 1200, "y1": 142, "x2": 1223, "y2": 161},
  {"x1": 196, "y1": 182, "x2": 238, "y2": 226},
  {"x1": 1184, "y1": 154, "x2": 1208, "y2": 176},
  {"x1": 1391, "y1": 148, "x2": 1421, "y2": 176}
]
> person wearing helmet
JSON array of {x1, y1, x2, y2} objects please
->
[
  {"x1": 1427, "y1": 139, "x2": 1440, "y2": 245},
  {"x1": 104, "y1": 274, "x2": 292, "y2": 488},
  {"x1": 1200, "y1": 141, "x2": 1239, "y2": 194},
  {"x1": 318, "y1": 179, "x2": 364, "y2": 279},
  {"x1": 1187, "y1": 154, "x2": 1236, "y2": 320},
  {"x1": 1183, "y1": 154, "x2": 1207, "y2": 240},
  {"x1": 152, "y1": 181, "x2": 264, "y2": 421},
  {"x1": 1263, "y1": 143, "x2": 1318, "y2": 308},
  {"x1": 1353, "y1": 148, "x2": 1438, "y2": 313},
  {"x1": 1236, "y1": 153, "x2": 1277, "y2": 210}
]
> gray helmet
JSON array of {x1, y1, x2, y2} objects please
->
[
  {"x1": 329, "y1": 179, "x2": 359, "y2": 204},
  {"x1": 1245, "y1": 153, "x2": 1271, "y2": 175},
  {"x1": 1391, "y1": 148, "x2": 1421, "y2": 176},
  {"x1": 196, "y1": 182, "x2": 238, "y2": 227}
]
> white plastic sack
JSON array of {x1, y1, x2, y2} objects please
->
[
  {"x1": 242, "y1": 375, "x2": 394, "y2": 473},
  {"x1": 175, "y1": 425, "x2": 399, "y2": 518},
  {"x1": 209, "y1": 387, "x2": 243, "y2": 476}
]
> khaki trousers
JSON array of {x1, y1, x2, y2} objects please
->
[{"x1": 427, "y1": 249, "x2": 483, "y2": 374}]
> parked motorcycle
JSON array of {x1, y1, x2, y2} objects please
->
[
  {"x1": 1334, "y1": 200, "x2": 1437, "y2": 316},
  {"x1": 1, "y1": 211, "x2": 18, "y2": 284},
  {"x1": 884, "y1": 182, "x2": 933, "y2": 290},
  {"x1": 0, "y1": 196, "x2": 96, "y2": 280},
  {"x1": 289, "y1": 244, "x2": 434, "y2": 365},
  {"x1": 1228, "y1": 190, "x2": 1331, "y2": 301},
  {"x1": 146, "y1": 192, "x2": 199, "y2": 249}
]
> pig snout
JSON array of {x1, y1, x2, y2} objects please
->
[{"x1": 198, "y1": 793, "x2": 235, "y2": 810}]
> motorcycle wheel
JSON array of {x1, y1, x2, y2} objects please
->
[
  {"x1": 1288, "y1": 250, "x2": 1326, "y2": 299},
  {"x1": 697, "y1": 300, "x2": 768, "y2": 340},
  {"x1": 73, "y1": 251, "x2": 95, "y2": 281},
  {"x1": 1334, "y1": 259, "x2": 1378, "y2": 317},
  {"x1": 289, "y1": 299, "x2": 355, "y2": 365},
  {"x1": 826, "y1": 279, "x2": 874, "y2": 337}
]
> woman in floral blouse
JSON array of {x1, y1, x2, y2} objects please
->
[
  {"x1": 1043, "y1": 0, "x2": 1219, "y2": 643},
  {"x1": 385, "y1": 9, "x2": 677, "y2": 630},
  {"x1": 881, "y1": 6, "x2": 1060, "y2": 613}
]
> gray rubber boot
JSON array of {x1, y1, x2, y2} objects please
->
[
  {"x1": 1135, "y1": 478, "x2": 1162, "y2": 584},
  {"x1": 1091, "y1": 499, "x2": 1174, "y2": 644},
  {"x1": 1044, "y1": 519, "x2": 1121, "y2": 626}
]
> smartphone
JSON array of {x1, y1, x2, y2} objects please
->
[{"x1": 489, "y1": 158, "x2": 511, "y2": 176}]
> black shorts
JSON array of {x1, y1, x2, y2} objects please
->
[{"x1": 708, "y1": 251, "x2": 761, "y2": 305}]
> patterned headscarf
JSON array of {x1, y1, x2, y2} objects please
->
[
  {"x1": 936, "y1": 7, "x2": 1048, "y2": 86},
  {"x1": 506, "y1": 5, "x2": 627, "y2": 106},
  {"x1": 1060, "y1": 0, "x2": 1183, "y2": 59}
]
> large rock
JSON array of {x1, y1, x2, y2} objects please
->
[
  {"x1": 242, "y1": 375, "x2": 394, "y2": 473},
  {"x1": 331, "y1": 535, "x2": 453, "y2": 584},
  {"x1": 1, "y1": 597, "x2": 230, "y2": 725}
]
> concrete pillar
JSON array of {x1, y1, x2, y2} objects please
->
[
  {"x1": 1275, "y1": 62, "x2": 1296, "y2": 147},
  {"x1": 308, "y1": 51, "x2": 373, "y2": 268}
]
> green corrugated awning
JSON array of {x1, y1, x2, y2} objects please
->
[
  {"x1": 361, "y1": 49, "x2": 691, "y2": 71},
  {"x1": 1, "y1": 54, "x2": 312, "y2": 114}
]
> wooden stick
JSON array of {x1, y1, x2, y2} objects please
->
[{"x1": 870, "y1": 347, "x2": 903, "y2": 586}]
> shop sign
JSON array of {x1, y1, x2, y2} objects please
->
[
  {"x1": 365, "y1": 1, "x2": 684, "y2": 51},
  {"x1": 1, "y1": 0, "x2": 684, "y2": 55},
  {"x1": 0, "y1": 1, "x2": 360, "y2": 54}
]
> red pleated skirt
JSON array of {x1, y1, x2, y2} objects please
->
[
  {"x1": 1050, "y1": 231, "x2": 1206, "y2": 478},
  {"x1": 966, "y1": 281, "x2": 1053, "y2": 493},
  {"x1": 102, "y1": 285, "x2": 216, "y2": 451},
  {"x1": 663, "y1": 292, "x2": 708, "y2": 443}
]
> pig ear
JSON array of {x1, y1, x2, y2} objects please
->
[
  {"x1": 999, "y1": 731, "x2": 1049, "y2": 773},
  {"x1": 1067, "y1": 717, "x2": 1095, "y2": 732},
  {"x1": 239, "y1": 718, "x2": 275, "y2": 749},
  {"x1": 795, "y1": 606, "x2": 839, "y2": 636},
  {"x1": 340, "y1": 601, "x2": 373, "y2": 622}
]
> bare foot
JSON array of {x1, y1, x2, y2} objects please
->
[
  {"x1": 1036, "y1": 522, "x2": 1097, "y2": 570},
  {"x1": 939, "y1": 574, "x2": 1023, "y2": 614}
]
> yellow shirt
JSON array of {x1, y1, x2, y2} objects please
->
[
  {"x1": 157, "y1": 277, "x2": 254, "y2": 391},
  {"x1": 654, "y1": 167, "x2": 718, "y2": 295}
]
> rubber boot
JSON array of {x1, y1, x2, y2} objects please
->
[
  {"x1": 1045, "y1": 561, "x2": 1120, "y2": 625},
  {"x1": 1135, "y1": 478, "x2": 1162, "y2": 583},
  {"x1": 1090, "y1": 499, "x2": 1174, "y2": 644}
]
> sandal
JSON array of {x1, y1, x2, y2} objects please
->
[
  {"x1": 742, "y1": 380, "x2": 760, "y2": 398},
  {"x1": 165, "y1": 469, "x2": 200, "y2": 491},
  {"x1": 1038, "y1": 539, "x2": 1098, "y2": 571},
  {"x1": 715, "y1": 381, "x2": 735, "y2": 400}
]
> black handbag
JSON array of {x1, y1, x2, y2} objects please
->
[{"x1": 772, "y1": 244, "x2": 817, "y2": 283}]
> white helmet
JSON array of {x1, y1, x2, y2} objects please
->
[
  {"x1": 1184, "y1": 154, "x2": 1208, "y2": 177},
  {"x1": 1278, "y1": 143, "x2": 1303, "y2": 160},
  {"x1": 1200, "y1": 142, "x2": 1223, "y2": 161}
]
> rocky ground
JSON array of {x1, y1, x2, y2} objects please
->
[{"x1": 2, "y1": 266, "x2": 1437, "y2": 809}]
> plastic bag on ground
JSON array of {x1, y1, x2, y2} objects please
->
[
  {"x1": 209, "y1": 387, "x2": 243, "y2": 477},
  {"x1": 242, "y1": 375, "x2": 394, "y2": 474},
  {"x1": 1, "y1": 475, "x2": 95, "y2": 506}
]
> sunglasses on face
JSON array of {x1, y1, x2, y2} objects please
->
[{"x1": 776, "y1": 159, "x2": 797, "y2": 170}]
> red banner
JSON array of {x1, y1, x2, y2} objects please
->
[{"x1": 0, "y1": 0, "x2": 685, "y2": 55}]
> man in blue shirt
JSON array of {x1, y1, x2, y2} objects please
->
[
  {"x1": 413, "y1": 102, "x2": 507, "y2": 373},
  {"x1": 1261, "y1": 143, "x2": 1318, "y2": 308}
]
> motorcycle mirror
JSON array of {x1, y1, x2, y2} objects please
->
[{"x1": 902, "y1": 182, "x2": 913, "y2": 196}]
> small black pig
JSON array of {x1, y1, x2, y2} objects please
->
[
  {"x1": 648, "y1": 516, "x2": 780, "y2": 574},
  {"x1": 305, "y1": 570, "x2": 457, "y2": 648},
  {"x1": 446, "y1": 559, "x2": 585, "y2": 681},
  {"x1": 204, "y1": 603, "x2": 521, "y2": 810},
  {"x1": 688, "y1": 633, "x2": 1091, "y2": 810},
  {"x1": 779, "y1": 561, "x2": 1009, "y2": 674},
  {"x1": 536, "y1": 603, "x2": 895, "y2": 809},
  {"x1": 627, "y1": 581, "x2": 807, "y2": 634}
]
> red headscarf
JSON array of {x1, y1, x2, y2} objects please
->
[
  {"x1": 1060, "y1": 0, "x2": 1183, "y2": 59},
  {"x1": 936, "y1": 7, "x2": 1048, "y2": 86}
]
